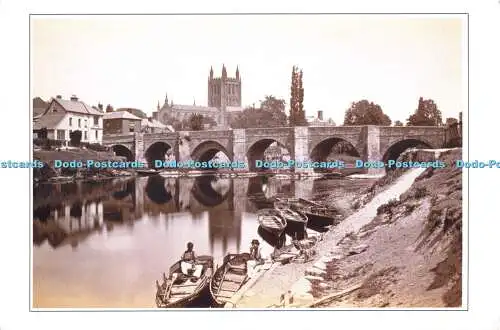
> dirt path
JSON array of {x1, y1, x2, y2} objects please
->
[{"x1": 234, "y1": 167, "x2": 427, "y2": 308}]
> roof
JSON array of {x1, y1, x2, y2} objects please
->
[
  {"x1": 33, "y1": 107, "x2": 46, "y2": 117},
  {"x1": 50, "y1": 98, "x2": 104, "y2": 116},
  {"x1": 171, "y1": 105, "x2": 219, "y2": 112},
  {"x1": 226, "y1": 106, "x2": 243, "y2": 112},
  {"x1": 33, "y1": 97, "x2": 48, "y2": 109},
  {"x1": 141, "y1": 118, "x2": 167, "y2": 128},
  {"x1": 103, "y1": 111, "x2": 143, "y2": 120},
  {"x1": 116, "y1": 108, "x2": 148, "y2": 119},
  {"x1": 33, "y1": 112, "x2": 66, "y2": 130}
]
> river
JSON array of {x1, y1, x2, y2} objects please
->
[{"x1": 32, "y1": 174, "x2": 374, "y2": 308}]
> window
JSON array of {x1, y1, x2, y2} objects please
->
[
  {"x1": 69, "y1": 118, "x2": 72, "y2": 126},
  {"x1": 84, "y1": 119, "x2": 88, "y2": 128},
  {"x1": 56, "y1": 130, "x2": 65, "y2": 140},
  {"x1": 78, "y1": 119, "x2": 81, "y2": 128},
  {"x1": 95, "y1": 130, "x2": 98, "y2": 139},
  {"x1": 93, "y1": 116, "x2": 99, "y2": 126},
  {"x1": 84, "y1": 131, "x2": 87, "y2": 140}
]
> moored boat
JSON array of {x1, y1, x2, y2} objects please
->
[
  {"x1": 209, "y1": 253, "x2": 252, "y2": 306},
  {"x1": 257, "y1": 208, "x2": 287, "y2": 236},
  {"x1": 274, "y1": 205, "x2": 308, "y2": 230},
  {"x1": 155, "y1": 255, "x2": 213, "y2": 308},
  {"x1": 136, "y1": 169, "x2": 160, "y2": 176},
  {"x1": 301, "y1": 206, "x2": 340, "y2": 227},
  {"x1": 275, "y1": 197, "x2": 339, "y2": 227}
]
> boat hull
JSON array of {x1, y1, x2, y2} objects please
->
[
  {"x1": 156, "y1": 255, "x2": 213, "y2": 308},
  {"x1": 305, "y1": 212, "x2": 335, "y2": 227},
  {"x1": 209, "y1": 253, "x2": 251, "y2": 306},
  {"x1": 259, "y1": 224, "x2": 286, "y2": 237}
]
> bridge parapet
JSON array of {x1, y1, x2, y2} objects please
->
[
  {"x1": 144, "y1": 132, "x2": 179, "y2": 140},
  {"x1": 245, "y1": 127, "x2": 294, "y2": 137},
  {"x1": 378, "y1": 126, "x2": 446, "y2": 136},
  {"x1": 184, "y1": 130, "x2": 233, "y2": 139},
  {"x1": 102, "y1": 134, "x2": 135, "y2": 145}
]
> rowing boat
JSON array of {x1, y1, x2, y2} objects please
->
[
  {"x1": 155, "y1": 255, "x2": 213, "y2": 308},
  {"x1": 209, "y1": 253, "x2": 252, "y2": 306},
  {"x1": 274, "y1": 205, "x2": 308, "y2": 230},
  {"x1": 275, "y1": 197, "x2": 339, "y2": 227},
  {"x1": 257, "y1": 208, "x2": 287, "y2": 236}
]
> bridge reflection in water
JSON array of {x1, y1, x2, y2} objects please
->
[{"x1": 33, "y1": 174, "x2": 362, "y2": 307}]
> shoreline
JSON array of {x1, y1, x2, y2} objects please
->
[{"x1": 231, "y1": 148, "x2": 462, "y2": 308}]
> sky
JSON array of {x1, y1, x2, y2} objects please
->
[{"x1": 31, "y1": 14, "x2": 465, "y2": 125}]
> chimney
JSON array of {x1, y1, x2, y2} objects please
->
[
  {"x1": 70, "y1": 95, "x2": 78, "y2": 101},
  {"x1": 317, "y1": 110, "x2": 323, "y2": 121},
  {"x1": 56, "y1": 95, "x2": 62, "y2": 99}
]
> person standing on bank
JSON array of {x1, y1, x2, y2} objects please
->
[
  {"x1": 180, "y1": 242, "x2": 203, "y2": 279},
  {"x1": 247, "y1": 239, "x2": 264, "y2": 278}
]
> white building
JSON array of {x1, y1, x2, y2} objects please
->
[
  {"x1": 307, "y1": 110, "x2": 336, "y2": 126},
  {"x1": 33, "y1": 95, "x2": 104, "y2": 144}
]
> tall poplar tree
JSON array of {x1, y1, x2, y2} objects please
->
[{"x1": 290, "y1": 66, "x2": 307, "y2": 126}]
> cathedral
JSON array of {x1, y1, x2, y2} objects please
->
[{"x1": 153, "y1": 65, "x2": 243, "y2": 129}]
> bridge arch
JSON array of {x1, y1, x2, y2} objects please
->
[
  {"x1": 145, "y1": 141, "x2": 173, "y2": 169},
  {"x1": 309, "y1": 137, "x2": 361, "y2": 171},
  {"x1": 191, "y1": 140, "x2": 232, "y2": 163},
  {"x1": 247, "y1": 139, "x2": 292, "y2": 171},
  {"x1": 382, "y1": 138, "x2": 435, "y2": 168},
  {"x1": 111, "y1": 144, "x2": 134, "y2": 162},
  {"x1": 145, "y1": 176, "x2": 173, "y2": 204},
  {"x1": 191, "y1": 175, "x2": 231, "y2": 207}
]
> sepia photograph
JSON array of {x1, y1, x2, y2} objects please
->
[{"x1": 30, "y1": 13, "x2": 466, "y2": 309}]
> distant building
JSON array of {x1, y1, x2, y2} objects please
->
[
  {"x1": 33, "y1": 95, "x2": 104, "y2": 144},
  {"x1": 103, "y1": 111, "x2": 143, "y2": 135},
  {"x1": 140, "y1": 118, "x2": 174, "y2": 133},
  {"x1": 307, "y1": 110, "x2": 336, "y2": 126},
  {"x1": 153, "y1": 65, "x2": 243, "y2": 129}
]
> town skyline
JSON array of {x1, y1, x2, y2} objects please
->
[{"x1": 31, "y1": 15, "x2": 465, "y2": 124}]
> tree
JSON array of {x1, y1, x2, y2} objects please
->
[
  {"x1": 343, "y1": 100, "x2": 391, "y2": 126},
  {"x1": 446, "y1": 117, "x2": 458, "y2": 126},
  {"x1": 406, "y1": 97, "x2": 443, "y2": 126},
  {"x1": 69, "y1": 130, "x2": 82, "y2": 146},
  {"x1": 188, "y1": 113, "x2": 204, "y2": 131},
  {"x1": 290, "y1": 66, "x2": 307, "y2": 126},
  {"x1": 202, "y1": 115, "x2": 217, "y2": 129},
  {"x1": 230, "y1": 95, "x2": 287, "y2": 129},
  {"x1": 105, "y1": 104, "x2": 114, "y2": 113},
  {"x1": 394, "y1": 120, "x2": 403, "y2": 126}
]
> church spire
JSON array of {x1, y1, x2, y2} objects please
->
[
  {"x1": 157, "y1": 100, "x2": 160, "y2": 110},
  {"x1": 209, "y1": 66, "x2": 214, "y2": 79},
  {"x1": 165, "y1": 93, "x2": 168, "y2": 105},
  {"x1": 236, "y1": 65, "x2": 240, "y2": 80},
  {"x1": 222, "y1": 64, "x2": 227, "y2": 79}
]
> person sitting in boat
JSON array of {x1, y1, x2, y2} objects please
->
[
  {"x1": 180, "y1": 242, "x2": 203, "y2": 279},
  {"x1": 246, "y1": 239, "x2": 264, "y2": 278}
]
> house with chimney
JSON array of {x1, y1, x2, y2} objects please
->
[
  {"x1": 33, "y1": 95, "x2": 104, "y2": 144},
  {"x1": 307, "y1": 110, "x2": 336, "y2": 126}
]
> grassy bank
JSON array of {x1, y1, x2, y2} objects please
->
[{"x1": 34, "y1": 149, "x2": 127, "y2": 180}]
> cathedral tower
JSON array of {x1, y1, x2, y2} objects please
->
[{"x1": 207, "y1": 64, "x2": 242, "y2": 108}]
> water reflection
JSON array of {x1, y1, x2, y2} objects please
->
[
  {"x1": 32, "y1": 174, "x2": 372, "y2": 307},
  {"x1": 33, "y1": 175, "x2": 297, "y2": 253}
]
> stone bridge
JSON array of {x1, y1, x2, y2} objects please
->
[{"x1": 103, "y1": 125, "x2": 451, "y2": 174}]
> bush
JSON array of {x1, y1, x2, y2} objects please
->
[
  {"x1": 33, "y1": 138, "x2": 63, "y2": 150},
  {"x1": 414, "y1": 186, "x2": 428, "y2": 199},
  {"x1": 87, "y1": 143, "x2": 109, "y2": 152},
  {"x1": 376, "y1": 198, "x2": 399, "y2": 215}
]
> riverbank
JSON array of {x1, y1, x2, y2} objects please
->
[{"x1": 233, "y1": 148, "x2": 462, "y2": 308}]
